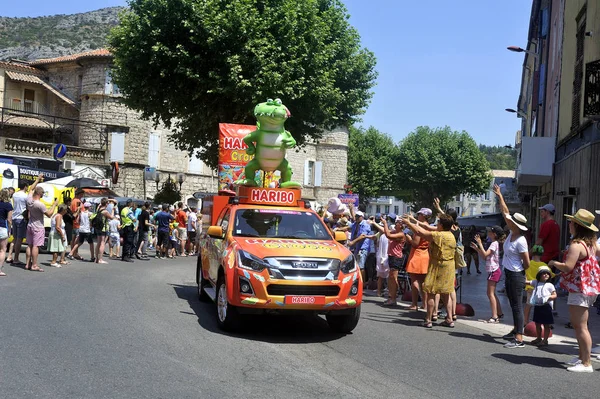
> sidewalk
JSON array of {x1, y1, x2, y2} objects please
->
[{"x1": 446, "y1": 269, "x2": 600, "y2": 358}]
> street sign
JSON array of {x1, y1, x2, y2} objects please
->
[{"x1": 144, "y1": 167, "x2": 156, "y2": 180}]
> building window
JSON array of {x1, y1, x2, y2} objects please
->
[
  {"x1": 148, "y1": 132, "x2": 161, "y2": 168},
  {"x1": 104, "y1": 69, "x2": 121, "y2": 96},
  {"x1": 188, "y1": 149, "x2": 205, "y2": 174},
  {"x1": 376, "y1": 205, "x2": 381, "y2": 214},
  {"x1": 303, "y1": 160, "x2": 323, "y2": 187},
  {"x1": 455, "y1": 206, "x2": 461, "y2": 216},
  {"x1": 110, "y1": 132, "x2": 125, "y2": 162},
  {"x1": 394, "y1": 205, "x2": 399, "y2": 215},
  {"x1": 572, "y1": 6, "x2": 586, "y2": 130},
  {"x1": 384, "y1": 205, "x2": 390, "y2": 214}
]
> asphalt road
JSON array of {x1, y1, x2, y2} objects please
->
[{"x1": 1, "y1": 253, "x2": 599, "y2": 399}]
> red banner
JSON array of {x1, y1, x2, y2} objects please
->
[{"x1": 218, "y1": 123, "x2": 255, "y2": 190}]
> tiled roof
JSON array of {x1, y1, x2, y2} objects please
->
[
  {"x1": 30, "y1": 49, "x2": 113, "y2": 66},
  {"x1": 5, "y1": 70, "x2": 77, "y2": 107},
  {"x1": 3, "y1": 115, "x2": 53, "y2": 130},
  {"x1": 0, "y1": 60, "x2": 44, "y2": 75}
]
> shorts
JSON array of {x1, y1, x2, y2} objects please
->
[
  {"x1": 73, "y1": 228, "x2": 80, "y2": 237},
  {"x1": 26, "y1": 225, "x2": 45, "y2": 247},
  {"x1": 178, "y1": 228, "x2": 187, "y2": 241},
  {"x1": 388, "y1": 255, "x2": 404, "y2": 271},
  {"x1": 187, "y1": 230, "x2": 197, "y2": 243},
  {"x1": 533, "y1": 303, "x2": 554, "y2": 325},
  {"x1": 356, "y1": 249, "x2": 368, "y2": 270},
  {"x1": 0, "y1": 227, "x2": 8, "y2": 240},
  {"x1": 13, "y1": 219, "x2": 27, "y2": 240},
  {"x1": 567, "y1": 293, "x2": 599, "y2": 308},
  {"x1": 487, "y1": 268, "x2": 501, "y2": 283},
  {"x1": 157, "y1": 230, "x2": 170, "y2": 248},
  {"x1": 109, "y1": 233, "x2": 120, "y2": 247},
  {"x1": 78, "y1": 232, "x2": 94, "y2": 245}
]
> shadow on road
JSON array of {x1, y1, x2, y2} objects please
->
[
  {"x1": 491, "y1": 353, "x2": 566, "y2": 369},
  {"x1": 448, "y1": 331, "x2": 500, "y2": 344},
  {"x1": 170, "y1": 283, "x2": 347, "y2": 344}
]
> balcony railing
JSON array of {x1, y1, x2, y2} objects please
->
[
  {"x1": 0, "y1": 137, "x2": 106, "y2": 165},
  {"x1": 7, "y1": 98, "x2": 49, "y2": 116},
  {"x1": 584, "y1": 59, "x2": 600, "y2": 118}
]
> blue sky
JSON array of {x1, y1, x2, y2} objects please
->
[{"x1": 3, "y1": 0, "x2": 531, "y2": 147}]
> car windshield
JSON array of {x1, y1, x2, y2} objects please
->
[{"x1": 233, "y1": 209, "x2": 332, "y2": 240}]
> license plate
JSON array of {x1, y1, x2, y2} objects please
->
[{"x1": 284, "y1": 296, "x2": 325, "y2": 305}]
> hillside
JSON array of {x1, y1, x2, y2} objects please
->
[
  {"x1": 479, "y1": 144, "x2": 517, "y2": 170},
  {"x1": 0, "y1": 7, "x2": 123, "y2": 61}
]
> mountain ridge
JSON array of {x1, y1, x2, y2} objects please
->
[{"x1": 0, "y1": 7, "x2": 124, "y2": 61}]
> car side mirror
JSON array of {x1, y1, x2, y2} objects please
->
[
  {"x1": 334, "y1": 231, "x2": 347, "y2": 243},
  {"x1": 207, "y1": 226, "x2": 224, "y2": 239}
]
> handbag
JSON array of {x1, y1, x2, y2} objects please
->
[{"x1": 455, "y1": 241, "x2": 467, "y2": 270}]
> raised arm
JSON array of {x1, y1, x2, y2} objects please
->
[
  {"x1": 402, "y1": 215, "x2": 434, "y2": 241},
  {"x1": 382, "y1": 219, "x2": 405, "y2": 240},
  {"x1": 43, "y1": 199, "x2": 58, "y2": 217},
  {"x1": 470, "y1": 234, "x2": 492, "y2": 257},
  {"x1": 493, "y1": 184, "x2": 512, "y2": 226},
  {"x1": 28, "y1": 174, "x2": 44, "y2": 194}
]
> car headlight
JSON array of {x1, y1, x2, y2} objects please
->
[
  {"x1": 340, "y1": 254, "x2": 357, "y2": 274},
  {"x1": 237, "y1": 250, "x2": 268, "y2": 272}
]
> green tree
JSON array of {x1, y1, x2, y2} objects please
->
[
  {"x1": 153, "y1": 177, "x2": 182, "y2": 205},
  {"x1": 478, "y1": 144, "x2": 517, "y2": 170},
  {"x1": 109, "y1": 0, "x2": 377, "y2": 169},
  {"x1": 347, "y1": 126, "x2": 398, "y2": 205},
  {"x1": 396, "y1": 126, "x2": 492, "y2": 209}
]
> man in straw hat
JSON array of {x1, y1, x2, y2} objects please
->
[
  {"x1": 548, "y1": 208, "x2": 600, "y2": 372},
  {"x1": 493, "y1": 184, "x2": 531, "y2": 349}
]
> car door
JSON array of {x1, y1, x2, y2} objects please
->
[{"x1": 207, "y1": 209, "x2": 230, "y2": 284}]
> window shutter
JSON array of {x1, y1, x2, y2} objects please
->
[
  {"x1": 110, "y1": 133, "x2": 125, "y2": 162},
  {"x1": 148, "y1": 132, "x2": 160, "y2": 168},
  {"x1": 303, "y1": 160, "x2": 310, "y2": 185},
  {"x1": 314, "y1": 161, "x2": 323, "y2": 187},
  {"x1": 104, "y1": 70, "x2": 112, "y2": 95},
  {"x1": 189, "y1": 149, "x2": 204, "y2": 174}
]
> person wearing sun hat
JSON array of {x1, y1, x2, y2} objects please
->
[
  {"x1": 548, "y1": 209, "x2": 600, "y2": 372},
  {"x1": 493, "y1": 184, "x2": 530, "y2": 349},
  {"x1": 527, "y1": 265, "x2": 557, "y2": 347}
]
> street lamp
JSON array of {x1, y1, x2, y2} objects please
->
[
  {"x1": 176, "y1": 173, "x2": 186, "y2": 191},
  {"x1": 154, "y1": 171, "x2": 161, "y2": 190},
  {"x1": 505, "y1": 108, "x2": 527, "y2": 119},
  {"x1": 507, "y1": 46, "x2": 538, "y2": 58}
]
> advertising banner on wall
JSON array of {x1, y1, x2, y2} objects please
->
[{"x1": 17, "y1": 166, "x2": 69, "y2": 188}]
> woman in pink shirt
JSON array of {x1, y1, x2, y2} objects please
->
[{"x1": 472, "y1": 225, "x2": 505, "y2": 323}]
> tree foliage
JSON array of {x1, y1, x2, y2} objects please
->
[
  {"x1": 478, "y1": 144, "x2": 517, "y2": 170},
  {"x1": 109, "y1": 0, "x2": 377, "y2": 168},
  {"x1": 347, "y1": 126, "x2": 398, "y2": 205},
  {"x1": 153, "y1": 178, "x2": 182, "y2": 205},
  {"x1": 395, "y1": 126, "x2": 492, "y2": 208}
]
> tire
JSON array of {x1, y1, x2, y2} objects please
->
[
  {"x1": 196, "y1": 256, "x2": 211, "y2": 302},
  {"x1": 215, "y1": 274, "x2": 241, "y2": 331},
  {"x1": 326, "y1": 305, "x2": 361, "y2": 333}
]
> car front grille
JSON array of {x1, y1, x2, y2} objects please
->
[
  {"x1": 266, "y1": 284, "x2": 341, "y2": 296},
  {"x1": 265, "y1": 257, "x2": 338, "y2": 281}
]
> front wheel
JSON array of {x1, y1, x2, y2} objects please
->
[
  {"x1": 326, "y1": 305, "x2": 361, "y2": 333},
  {"x1": 216, "y1": 275, "x2": 241, "y2": 331}
]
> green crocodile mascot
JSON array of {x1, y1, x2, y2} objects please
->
[{"x1": 235, "y1": 98, "x2": 301, "y2": 188}]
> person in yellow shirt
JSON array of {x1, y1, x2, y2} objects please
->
[{"x1": 524, "y1": 245, "x2": 554, "y2": 323}]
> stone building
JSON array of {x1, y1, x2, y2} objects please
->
[{"x1": 0, "y1": 49, "x2": 348, "y2": 205}]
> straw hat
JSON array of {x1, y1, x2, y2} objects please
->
[
  {"x1": 535, "y1": 265, "x2": 554, "y2": 281},
  {"x1": 565, "y1": 209, "x2": 598, "y2": 232},
  {"x1": 506, "y1": 213, "x2": 528, "y2": 231}
]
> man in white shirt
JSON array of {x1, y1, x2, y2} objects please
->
[
  {"x1": 187, "y1": 207, "x2": 198, "y2": 255},
  {"x1": 11, "y1": 177, "x2": 40, "y2": 265}
]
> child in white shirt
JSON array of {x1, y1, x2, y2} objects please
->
[{"x1": 527, "y1": 266, "x2": 557, "y2": 346}]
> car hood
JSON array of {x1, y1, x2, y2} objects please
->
[{"x1": 233, "y1": 237, "x2": 350, "y2": 260}]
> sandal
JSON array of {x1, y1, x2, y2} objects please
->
[
  {"x1": 538, "y1": 340, "x2": 548, "y2": 347},
  {"x1": 30, "y1": 266, "x2": 44, "y2": 272},
  {"x1": 440, "y1": 319, "x2": 455, "y2": 328},
  {"x1": 452, "y1": 315, "x2": 457, "y2": 321},
  {"x1": 530, "y1": 338, "x2": 542, "y2": 345},
  {"x1": 486, "y1": 317, "x2": 500, "y2": 324},
  {"x1": 422, "y1": 321, "x2": 433, "y2": 329},
  {"x1": 407, "y1": 306, "x2": 419, "y2": 311},
  {"x1": 432, "y1": 316, "x2": 438, "y2": 322},
  {"x1": 498, "y1": 313, "x2": 504, "y2": 319},
  {"x1": 382, "y1": 300, "x2": 397, "y2": 306},
  {"x1": 0, "y1": 271, "x2": 6, "y2": 277}
]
